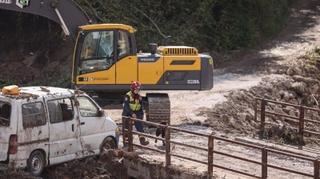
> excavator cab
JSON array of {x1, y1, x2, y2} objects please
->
[{"x1": 73, "y1": 24, "x2": 138, "y2": 88}]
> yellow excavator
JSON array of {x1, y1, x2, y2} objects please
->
[
  {"x1": 0, "y1": 0, "x2": 213, "y2": 123},
  {"x1": 73, "y1": 23, "x2": 213, "y2": 122}
]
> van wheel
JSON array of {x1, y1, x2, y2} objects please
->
[
  {"x1": 27, "y1": 150, "x2": 45, "y2": 176},
  {"x1": 100, "y1": 137, "x2": 116, "y2": 153}
]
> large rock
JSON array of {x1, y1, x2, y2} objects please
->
[
  {"x1": 290, "y1": 82, "x2": 307, "y2": 96},
  {"x1": 279, "y1": 90, "x2": 295, "y2": 101},
  {"x1": 292, "y1": 75, "x2": 318, "y2": 84},
  {"x1": 286, "y1": 66, "x2": 302, "y2": 76},
  {"x1": 239, "y1": 112, "x2": 252, "y2": 122}
]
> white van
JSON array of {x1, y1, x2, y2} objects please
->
[{"x1": 0, "y1": 86, "x2": 119, "y2": 176}]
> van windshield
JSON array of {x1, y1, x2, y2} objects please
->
[{"x1": 0, "y1": 102, "x2": 11, "y2": 126}]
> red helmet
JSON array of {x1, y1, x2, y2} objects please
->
[{"x1": 130, "y1": 81, "x2": 141, "y2": 91}]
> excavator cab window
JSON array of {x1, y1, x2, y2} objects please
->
[
  {"x1": 79, "y1": 31, "x2": 114, "y2": 74},
  {"x1": 117, "y1": 30, "x2": 131, "y2": 58}
]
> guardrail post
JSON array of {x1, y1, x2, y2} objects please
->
[
  {"x1": 299, "y1": 106, "x2": 305, "y2": 150},
  {"x1": 122, "y1": 117, "x2": 126, "y2": 147},
  {"x1": 208, "y1": 135, "x2": 214, "y2": 179},
  {"x1": 260, "y1": 99, "x2": 267, "y2": 139},
  {"x1": 254, "y1": 98, "x2": 258, "y2": 121},
  {"x1": 261, "y1": 148, "x2": 268, "y2": 179},
  {"x1": 128, "y1": 117, "x2": 133, "y2": 152},
  {"x1": 314, "y1": 160, "x2": 319, "y2": 179},
  {"x1": 165, "y1": 127, "x2": 171, "y2": 167}
]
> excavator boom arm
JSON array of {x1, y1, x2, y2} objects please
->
[{"x1": 0, "y1": 0, "x2": 90, "y2": 36}]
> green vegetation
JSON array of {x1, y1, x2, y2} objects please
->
[
  {"x1": 76, "y1": 0, "x2": 295, "y2": 52},
  {"x1": 0, "y1": 0, "x2": 296, "y2": 87},
  {"x1": 304, "y1": 46, "x2": 320, "y2": 62},
  {"x1": 0, "y1": 0, "x2": 296, "y2": 52}
]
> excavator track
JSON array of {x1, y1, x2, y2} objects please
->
[{"x1": 145, "y1": 93, "x2": 171, "y2": 124}]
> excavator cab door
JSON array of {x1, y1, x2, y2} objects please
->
[{"x1": 115, "y1": 30, "x2": 138, "y2": 84}]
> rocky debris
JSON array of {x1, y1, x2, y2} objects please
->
[
  {"x1": 202, "y1": 48, "x2": 320, "y2": 145},
  {"x1": 265, "y1": 125, "x2": 301, "y2": 145},
  {"x1": 0, "y1": 150, "x2": 129, "y2": 179},
  {"x1": 42, "y1": 150, "x2": 127, "y2": 179},
  {"x1": 0, "y1": 149, "x2": 156, "y2": 179},
  {"x1": 0, "y1": 170, "x2": 38, "y2": 179}
]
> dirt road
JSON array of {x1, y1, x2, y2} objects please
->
[
  {"x1": 167, "y1": 0, "x2": 320, "y2": 126},
  {"x1": 134, "y1": 125, "x2": 317, "y2": 179}
]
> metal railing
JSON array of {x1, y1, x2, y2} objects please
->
[
  {"x1": 122, "y1": 117, "x2": 320, "y2": 179},
  {"x1": 255, "y1": 97, "x2": 320, "y2": 149}
]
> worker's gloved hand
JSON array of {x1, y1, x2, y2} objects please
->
[{"x1": 131, "y1": 114, "x2": 136, "y2": 125}]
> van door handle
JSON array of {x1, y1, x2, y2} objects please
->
[
  {"x1": 80, "y1": 122, "x2": 85, "y2": 125},
  {"x1": 71, "y1": 124, "x2": 74, "y2": 132}
]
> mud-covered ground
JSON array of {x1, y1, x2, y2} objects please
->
[
  {"x1": 0, "y1": 150, "x2": 125, "y2": 179},
  {"x1": 108, "y1": 0, "x2": 320, "y2": 144},
  {"x1": 159, "y1": 0, "x2": 320, "y2": 141},
  {"x1": 43, "y1": 0, "x2": 320, "y2": 178},
  {"x1": 1, "y1": 0, "x2": 320, "y2": 178},
  {"x1": 135, "y1": 125, "x2": 317, "y2": 179},
  {"x1": 120, "y1": 0, "x2": 320, "y2": 178}
]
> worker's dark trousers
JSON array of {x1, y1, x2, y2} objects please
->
[{"x1": 123, "y1": 110, "x2": 144, "y2": 133}]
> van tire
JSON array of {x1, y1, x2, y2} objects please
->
[
  {"x1": 100, "y1": 137, "x2": 117, "y2": 153},
  {"x1": 27, "y1": 150, "x2": 46, "y2": 176}
]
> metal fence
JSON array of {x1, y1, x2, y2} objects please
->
[
  {"x1": 122, "y1": 117, "x2": 320, "y2": 179},
  {"x1": 255, "y1": 97, "x2": 320, "y2": 149}
]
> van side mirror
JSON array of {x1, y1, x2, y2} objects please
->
[{"x1": 97, "y1": 109, "x2": 104, "y2": 117}]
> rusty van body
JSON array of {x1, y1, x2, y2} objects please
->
[{"x1": 0, "y1": 86, "x2": 119, "y2": 176}]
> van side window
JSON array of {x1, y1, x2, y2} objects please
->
[
  {"x1": 22, "y1": 102, "x2": 46, "y2": 128},
  {"x1": 48, "y1": 98, "x2": 74, "y2": 123},
  {"x1": 0, "y1": 102, "x2": 11, "y2": 126},
  {"x1": 77, "y1": 97, "x2": 99, "y2": 117}
]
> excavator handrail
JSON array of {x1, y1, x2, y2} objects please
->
[{"x1": 0, "y1": 0, "x2": 91, "y2": 36}]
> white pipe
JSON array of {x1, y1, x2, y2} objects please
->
[{"x1": 54, "y1": 8, "x2": 70, "y2": 36}]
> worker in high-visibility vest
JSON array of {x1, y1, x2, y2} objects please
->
[{"x1": 122, "y1": 81, "x2": 149, "y2": 146}]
